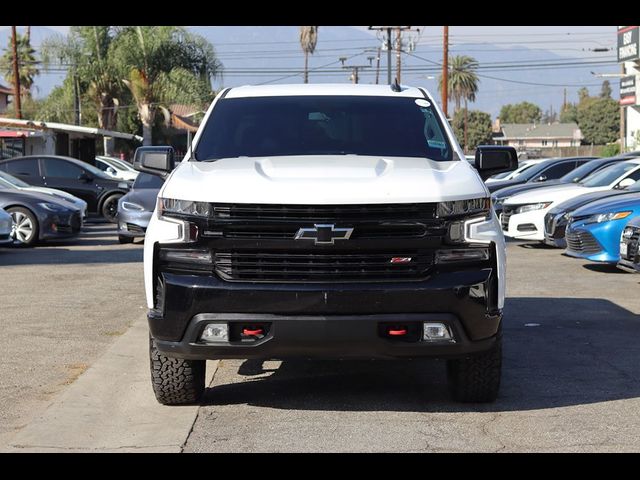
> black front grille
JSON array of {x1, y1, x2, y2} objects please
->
[
  {"x1": 214, "y1": 251, "x2": 432, "y2": 282},
  {"x1": 211, "y1": 203, "x2": 437, "y2": 222},
  {"x1": 126, "y1": 223, "x2": 146, "y2": 234},
  {"x1": 566, "y1": 230, "x2": 601, "y2": 254},
  {"x1": 623, "y1": 227, "x2": 640, "y2": 261}
]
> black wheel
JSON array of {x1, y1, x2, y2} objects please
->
[
  {"x1": 8, "y1": 207, "x2": 39, "y2": 247},
  {"x1": 101, "y1": 194, "x2": 122, "y2": 223},
  {"x1": 447, "y1": 329, "x2": 502, "y2": 403},
  {"x1": 149, "y1": 335, "x2": 205, "y2": 405},
  {"x1": 118, "y1": 235, "x2": 134, "y2": 244}
]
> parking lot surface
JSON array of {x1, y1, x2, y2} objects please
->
[
  {"x1": 184, "y1": 241, "x2": 640, "y2": 452},
  {"x1": 0, "y1": 222, "x2": 145, "y2": 446},
  {"x1": 2, "y1": 229, "x2": 640, "y2": 452}
]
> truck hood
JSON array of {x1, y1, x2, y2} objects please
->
[
  {"x1": 161, "y1": 155, "x2": 488, "y2": 204},
  {"x1": 504, "y1": 184, "x2": 611, "y2": 206}
]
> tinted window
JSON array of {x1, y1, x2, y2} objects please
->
[
  {"x1": 133, "y1": 173, "x2": 164, "y2": 189},
  {"x1": 535, "y1": 161, "x2": 576, "y2": 181},
  {"x1": 559, "y1": 159, "x2": 609, "y2": 183},
  {"x1": 195, "y1": 95, "x2": 454, "y2": 161},
  {"x1": 4, "y1": 158, "x2": 40, "y2": 177},
  {"x1": 95, "y1": 160, "x2": 110, "y2": 172},
  {"x1": 43, "y1": 158, "x2": 84, "y2": 178}
]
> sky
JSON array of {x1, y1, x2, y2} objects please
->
[{"x1": 0, "y1": 25, "x2": 620, "y2": 118}]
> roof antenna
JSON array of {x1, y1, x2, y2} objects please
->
[{"x1": 390, "y1": 77, "x2": 401, "y2": 92}]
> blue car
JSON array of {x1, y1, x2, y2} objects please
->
[{"x1": 565, "y1": 193, "x2": 640, "y2": 263}]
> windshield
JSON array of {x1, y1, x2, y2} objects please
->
[
  {"x1": 510, "y1": 163, "x2": 539, "y2": 179},
  {"x1": 559, "y1": 160, "x2": 600, "y2": 183},
  {"x1": 580, "y1": 162, "x2": 638, "y2": 187},
  {"x1": 80, "y1": 161, "x2": 112, "y2": 179},
  {"x1": 133, "y1": 172, "x2": 164, "y2": 189},
  {"x1": 102, "y1": 157, "x2": 135, "y2": 171},
  {"x1": 0, "y1": 170, "x2": 30, "y2": 187},
  {"x1": 195, "y1": 95, "x2": 454, "y2": 161}
]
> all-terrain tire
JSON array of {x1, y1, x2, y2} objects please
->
[
  {"x1": 447, "y1": 328, "x2": 502, "y2": 403},
  {"x1": 149, "y1": 336, "x2": 205, "y2": 405}
]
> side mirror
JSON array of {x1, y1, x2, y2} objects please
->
[
  {"x1": 106, "y1": 167, "x2": 117, "y2": 176},
  {"x1": 474, "y1": 145, "x2": 518, "y2": 181},
  {"x1": 133, "y1": 146, "x2": 175, "y2": 177},
  {"x1": 617, "y1": 177, "x2": 636, "y2": 189},
  {"x1": 78, "y1": 172, "x2": 93, "y2": 182},
  {"x1": 535, "y1": 175, "x2": 547, "y2": 182}
]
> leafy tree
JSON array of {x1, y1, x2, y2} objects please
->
[
  {"x1": 600, "y1": 80, "x2": 612, "y2": 99},
  {"x1": 560, "y1": 103, "x2": 578, "y2": 123},
  {"x1": 499, "y1": 101, "x2": 542, "y2": 124},
  {"x1": 452, "y1": 109, "x2": 492, "y2": 152},
  {"x1": 0, "y1": 31, "x2": 39, "y2": 100},
  {"x1": 438, "y1": 55, "x2": 479, "y2": 113},
  {"x1": 577, "y1": 96, "x2": 619, "y2": 145},
  {"x1": 42, "y1": 27, "x2": 122, "y2": 154},
  {"x1": 541, "y1": 108, "x2": 558, "y2": 124},
  {"x1": 601, "y1": 143, "x2": 620, "y2": 157},
  {"x1": 110, "y1": 26, "x2": 222, "y2": 145},
  {"x1": 578, "y1": 87, "x2": 590, "y2": 102},
  {"x1": 299, "y1": 26, "x2": 318, "y2": 84}
]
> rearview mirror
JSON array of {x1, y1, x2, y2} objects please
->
[
  {"x1": 474, "y1": 146, "x2": 518, "y2": 181},
  {"x1": 133, "y1": 146, "x2": 175, "y2": 177},
  {"x1": 617, "y1": 177, "x2": 636, "y2": 189}
]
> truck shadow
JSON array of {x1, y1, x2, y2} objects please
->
[{"x1": 201, "y1": 297, "x2": 640, "y2": 412}]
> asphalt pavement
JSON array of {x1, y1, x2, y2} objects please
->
[{"x1": 2, "y1": 226, "x2": 640, "y2": 452}]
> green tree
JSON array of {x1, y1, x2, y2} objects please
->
[
  {"x1": 0, "y1": 31, "x2": 39, "y2": 100},
  {"x1": 499, "y1": 101, "x2": 542, "y2": 124},
  {"x1": 560, "y1": 103, "x2": 578, "y2": 123},
  {"x1": 577, "y1": 96, "x2": 620, "y2": 145},
  {"x1": 42, "y1": 26, "x2": 123, "y2": 154},
  {"x1": 600, "y1": 80, "x2": 612, "y2": 98},
  {"x1": 578, "y1": 87, "x2": 590, "y2": 102},
  {"x1": 299, "y1": 26, "x2": 318, "y2": 84},
  {"x1": 111, "y1": 26, "x2": 222, "y2": 145},
  {"x1": 452, "y1": 109, "x2": 492, "y2": 151},
  {"x1": 438, "y1": 55, "x2": 479, "y2": 113}
]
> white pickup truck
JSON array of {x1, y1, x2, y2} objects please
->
[{"x1": 133, "y1": 83, "x2": 517, "y2": 405}]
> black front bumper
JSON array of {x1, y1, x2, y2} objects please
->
[
  {"x1": 150, "y1": 267, "x2": 501, "y2": 360},
  {"x1": 40, "y1": 211, "x2": 82, "y2": 240}
]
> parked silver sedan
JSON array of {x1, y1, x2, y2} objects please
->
[{"x1": 117, "y1": 172, "x2": 164, "y2": 244}]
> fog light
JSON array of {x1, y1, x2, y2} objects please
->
[
  {"x1": 200, "y1": 323, "x2": 228, "y2": 343},
  {"x1": 160, "y1": 249, "x2": 212, "y2": 264},
  {"x1": 119, "y1": 222, "x2": 126, "y2": 230},
  {"x1": 435, "y1": 248, "x2": 489, "y2": 263},
  {"x1": 423, "y1": 323, "x2": 453, "y2": 342}
]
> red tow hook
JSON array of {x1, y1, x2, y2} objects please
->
[
  {"x1": 242, "y1": 328, "x2": 264, "y2": 336},
  {"x1": 387, "y1": 327, "x2": 408, "y2": 336}
]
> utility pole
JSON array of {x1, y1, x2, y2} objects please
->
[
  {"x1": 339, "y1": 56, "x2": 373, "y2": 84},
  {"x1": 442, "y1": 26, "x2": 449, "y2": 118},
  {"x1": 73, "y1": 68, "x2": 81, "y2": 126},
  {"x1": 11, "y1": 26, "x2": 22, "y2": 119},
  {"x1": 396, "y1": 27, "x2": 403, "y2": 83},
  {"x1": 563, "y1": 88, "x2": 567, "y2": 110},
  {"x1": 375, "y1": 47, "x2": 381, "y2": 85},
  {"x1": 621, "y1": 63, "x2": 626, "y2": 152},
  {"x1": 367, "y1": 26, "x2": 394, "y2": 85}
]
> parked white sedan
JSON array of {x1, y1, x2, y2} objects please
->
[{"x1": 501, "y1": 159, "x2": 640, "y2": 241}]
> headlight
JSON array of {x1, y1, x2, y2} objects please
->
[
  {"x1": 437, "y1": 198, "x2": 489, "y2": 218},
  {"x1": 121, "y1": 201, "x2": 144, "y2": 212},
  {"x1": 158, "y1": 198, "x2": 211, "y2": 218},
  {"x1": 514, "y1": 202, "x2": 551, "y2": 214},
  {"x1": 585, "y1": 211, "x2": 632, "y2": 224},
  {"x1": 38, "y1": 202, "x2": 67, "y2": 212}
]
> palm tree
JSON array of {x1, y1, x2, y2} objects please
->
[
  {"x1": 299, "y1": 26, "x2": 318, "y2": 84},
  {"x1": 111, "y1": 26, "x2": 222, "y2": 146},
  {"x1": 1, "y1": 30, "x2": 39, "y2": 98},
  {"x1": 42, "y1": 27, "x2": 122, "y2": 154},
  {"x1": 438, "y1": 55, "x2": 479, "y2": 151}
]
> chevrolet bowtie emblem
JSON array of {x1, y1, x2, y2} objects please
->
[{"x1": 295, "y1": 224, "x2": 354, "y2": 245}]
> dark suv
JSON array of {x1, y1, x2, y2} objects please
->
[{"x1": 0, "y1": 155, "x2": 131, "y2": 222}]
